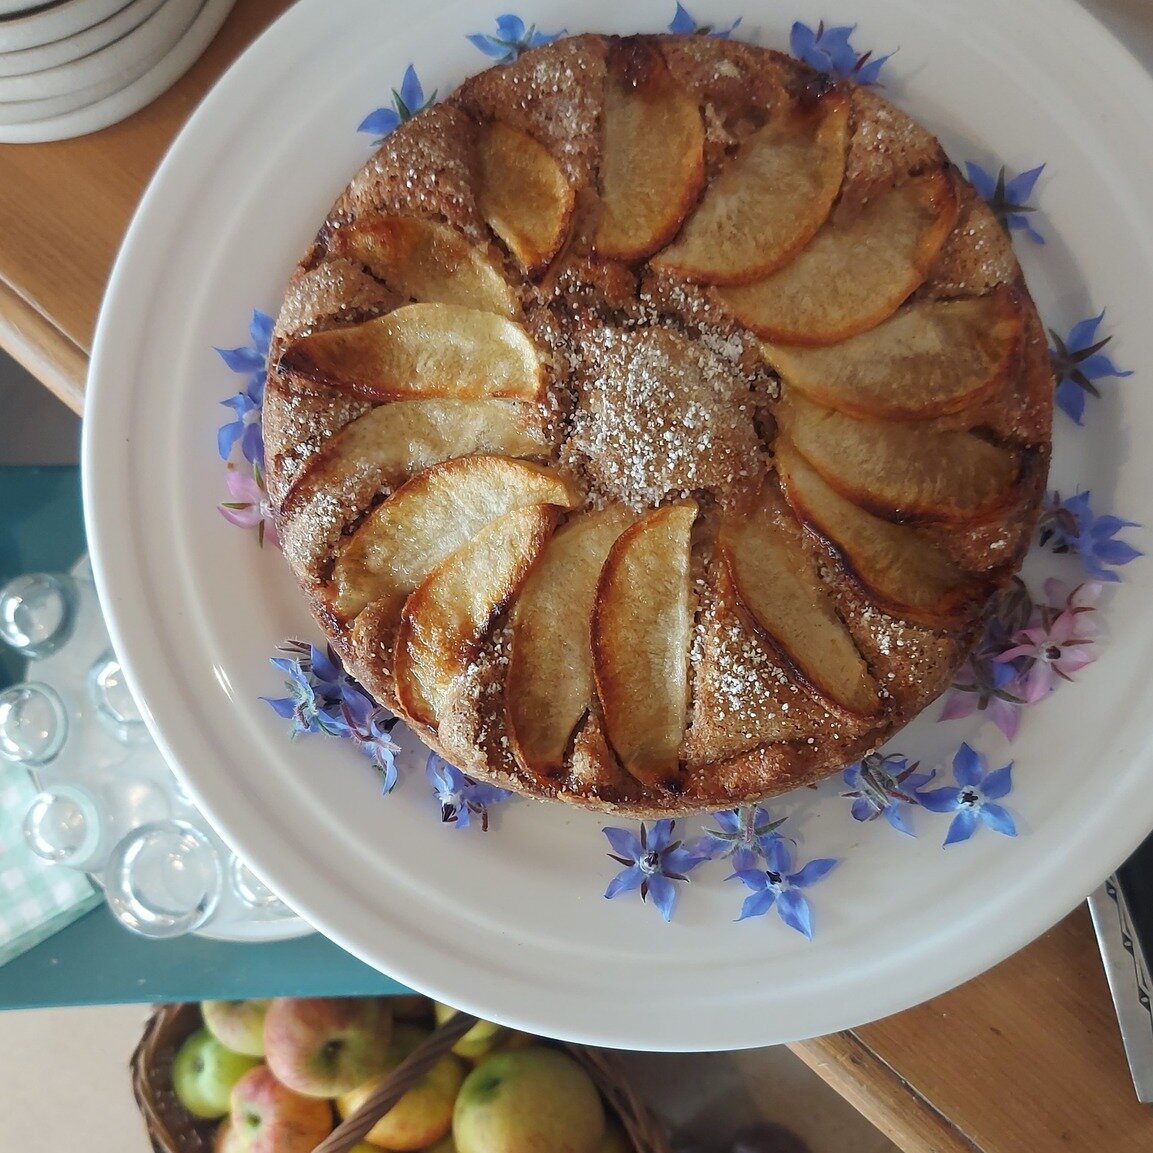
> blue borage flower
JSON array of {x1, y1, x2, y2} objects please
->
[
  {"x1": 359, "y1": 65, "x2": 436, "y2": 142},
  {"x1": 603, "y1": 819, "x2": 707, "y2": 921},
  {"x1": 1049, "y1": 311, "x2": 1133, "y2": 425},
  {"x1": 696, "y1": 805, "x2": 787, "y2": 871},
  {"x1": 262, "y1": 641, "x2": 401, "y2": 791},
  {"x1": 467, "y1": 15, "x2": 566, "y2": 63},
  {"x1": 732, "y1": 838, "x2": 838, "y2": 939},
  {"x1": 964, "y1": 161, "x2": 1046, "y2": 244},
  {"x1": 668, "y1": 2, "x2": 741, "y2": 37},
  {"x1": 789, "y1": 21, "x2": 891, "y2": 85},
  {"x1": 917, "y1": 743, "x2": 1016, "y2": 846},
  {"x1": 427, "y1": 753, "x2": 515, "y2": 831},
  {"x1": 842, "y1": 752, "x2": 935, "y2": 835},
  {"x1": 1039, "y1": 490, "x2": 1142, "y2": 583},
  {"x1": 216, "y1": 309, "x2": 273, "y2": 468}
]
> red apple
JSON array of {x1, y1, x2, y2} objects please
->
[
  {"x1": 337, "y1": 1023, "x2": 466, "y2": 1150},
  {"x1": 263, "y1": 996, "x2": 392, "y2": 1099},
  {"x1": 228, "y1": 1065, "x2": 333, "y2": 1153},
  {"x1": 202, "y1": 1000, "x2": 271, "y2": 1058}
]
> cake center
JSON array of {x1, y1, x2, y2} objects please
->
[{"x1": 562, "y1": 323, "x2": 769, "y2": 510}]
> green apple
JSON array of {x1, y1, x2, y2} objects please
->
[
  {"x1": 453, "y1": 1047, "x2": 605, "y2": 1153},
  {"x1": 338, "y1": 1023, "x2": 466, "y2": 1150},
  {"x1": 263, "y1": 996, "x2": 392, "y2": 1098},
  {"x1": 433, "y1": 1002, "x2": 506, "y2": 1062},
  {"x1": 202, "y1": 1000, "x2": 271, "y2": 1058},
  {"x1": 171, "y1": 1028, "x2": 261, "y2": 1120},
  {"x1": 229, "y1": 1064, "x2": 334, "y2": 1153}
]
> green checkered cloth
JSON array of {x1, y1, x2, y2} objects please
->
[{"x1": 0, "y1": 758, "x2": 101, "y2": 967}]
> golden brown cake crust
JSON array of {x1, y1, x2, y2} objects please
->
[{"x1": 264, "y1": 34, "x2": 1053, "y2": 816}]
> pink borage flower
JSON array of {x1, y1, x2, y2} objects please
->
[
  {"x1": 995, "y1": 579, "x2": 1100, "y2": 703},
  {"x1": 218, "y1": 466, "x2": 280, "y2": 550}
]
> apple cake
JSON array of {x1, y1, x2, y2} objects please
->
[{"x1": 261, "y1": 34, "x2": 1052, "y2": 816}]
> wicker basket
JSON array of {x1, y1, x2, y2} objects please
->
[{"x1": 131, "y1": 1001, "x2": 672, "y2": 1153}]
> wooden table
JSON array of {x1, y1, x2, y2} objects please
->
[{"x1": 4, "y1": 2, "x2": 1152, "y2": 1148}]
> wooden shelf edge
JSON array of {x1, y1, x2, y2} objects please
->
[
  {"x1": 788, "y1": 1031, "x2": 985, "y2": 1153},
  {"x1": 0, "y1": 278, "x2": 87, "y2": 418}
]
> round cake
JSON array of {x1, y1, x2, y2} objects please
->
[{"x1": 262, "y1": 34, "x2": 1052, "y2": 816}]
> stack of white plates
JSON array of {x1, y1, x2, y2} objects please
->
[{"x1": 0, "y1": 0, "x2": 236, "y2": 143}]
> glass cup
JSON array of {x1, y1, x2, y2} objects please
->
[
  {"x1": 228, "y1": 854, "x2": 296, "y2": 919},
  {"x1": 0, "y1": 573, "x2": 78, "y2": 659},
  {"x1": 87, "y1": 649, "x2": 149, "y2": 744},
  {"x1": 22, "y1": 784, "x2": 109, "y2": 871},
  {"x1": 0, "y1": 681, "x2": 67, "y2": 766},
  {"x1": 101, "y1": 820, "x2": 224, "y2": 938}
]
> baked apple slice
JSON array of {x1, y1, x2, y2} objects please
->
[
  {"x1": 330, "y1": 455, "x2": 578, "y2": 621},
  {"x1": 506, "y1": 505, "x2": 635, "y2": 781},
  {"x1": 718, "y1": 486, "x2": 879, "y2": 717},
  {"x1": 477, "y1": 120, "x2": 575, "y2": 275},
  {"x1": 395, "y1": 503, "x2": 561, "y2": 727},
  {"x1": 279, "y1": 399, "x2": 549, "y2": 521},
  {"x1": 327, "y1": 215, "x2": 521, "y2": 319},
  {"x1": 650, "y1": 91, "x2": 850, "y2": 285},
  {"x1": 776, "y1": 391, "x2": 1021, "y2": 523},
  {"x1": 718, "y1": 168, "x2": 959, "y2": 343},
  {"x1": 593, "y1": 39, "x2": 705, "y2": 262},
  {"x1": 592, "y1": 503, "x2": 696, "y2": 789},
  {"x1": 774, "y1": 438, "x2": 983, "y2": 625},
  {"x1": 761, "y1": 288, "x2": 1024, "y2": 421},
  {"x1": 277, "y1": 303, "x2": 545, "y2": 402}
]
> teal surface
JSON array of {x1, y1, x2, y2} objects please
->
[{"x1": 0, "y1": 466, "x2": 410, "y2": 1007}]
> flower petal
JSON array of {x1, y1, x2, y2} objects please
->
[
  {"x1": 789, "y1": 857, "x2": 838, "y2": 888},
  {"x1": 602, "y1": 826, "x2": 642, "y2": 861},
  {"x1": 918, "y1": 785, "x2": 961, "y2": 813},
  {"x1": 952, "y1": 742, "x2": 985, "y2": 787},
  {"x1": 981, "y1": 762, "x2": 1014, "y2": 800},
  {"x1": 944, "y1": 807, "x2": 980, "y2": 846},
  {"x1": 980, "y1": 802, "x2": 1018, "y2": 837},
  {"x1": 736, "y1": 888, "x2": 776, "y2": 922},
  {"x1": 647, "y1": 874, "x2": 679, "y2": 922},
  {"x1": 358, "y1": 107, "x2": 400, "y2": 136},
  {"x1": 604, "y1": 865, "x2": 644, "y2": 900},
  {"x1": 776, "y1": 889, "x2": 814, "y2": 939}
]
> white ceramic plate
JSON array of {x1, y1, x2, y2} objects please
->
[
  {"x1": 0, "y1": 0, "x2": 168, "y2": 80},
  {"x1": 83, "y1": 0, "x2": 1153, "y2": 1050},
  {"x1": 0, "y1": 0, "x2": 128, "y2": 52},
  {"x1": 0, "y1": 0, "x2": 232, "y2": 142},
  {"x1": 0, "y1": 0, "x2": 197, "y2": 101}
]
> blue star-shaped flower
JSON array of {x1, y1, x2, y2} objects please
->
[
  {"x1": 467, "y1": 15, "x2": 566, "y2": 63},
  {"x1": 358, "y1": 65, "x2": 436, "y2": 142},
  {"x1": 603, "y1": 819, "x2": 706, "y2": 922},
  {"x1": 789, "y1": 21, "x2": 891, "y2": 85},
  {"x1": 1049, "y1": 311, "x2": 1133, "y2": 425},
  {"x1": 917, "y1": 743, "x2": 1017, "y2": 846},
  {"x1": 262, "y1": 653, "x2": 335, "y2": 738},
  {"x1": 696, "y1": 805, "x2": 787, "y2": 871},
  {"x1": 842, "y1": 752, "x2": 935, "y2": 836},
  {"x1": 1039, "y1": 490, "x2": 1142, "y2": 583},
  {"x1": 262, "y1": 643, "x2": 367, "y2": 736},
  {"x1": 427, "y1": 753, "x2": 514, "y2": 831},
  {"x1": 964, "y1": 161, "x2": 1046, "y2": 244},
  {"x1": 732, "y1": 838, "x2": 838, "y2": 939},
  {"x1": 216, "y1": 309, "x2": 273, "y2": 467},
  {"x1": 667, "y1": 2, "x2": 741, "y2": 37}
]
